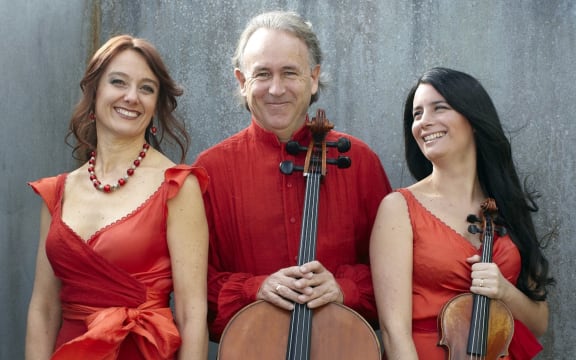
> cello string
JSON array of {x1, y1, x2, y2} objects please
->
[
  {"x1": 288, "y1": 146, "x2": 322, "y2": 359},
  {"x1": 288, "y1": 177, "x2": 311, "y2": 359},
  {"x1": 301, "y1": 166, "x2": 321, "y2": 356},
  {"x1": 291, "y1": 190, "x2": 311, "y2": 358}
]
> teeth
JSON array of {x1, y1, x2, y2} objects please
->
[
  {"x1": 116, "y1": 108, "x2": 139, "y2": 117},
  {"x1": 423, "y1": 132, "x2": 445, "y2": 142}
]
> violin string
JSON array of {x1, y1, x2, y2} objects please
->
[
  {"x1": 481, "y1": 218, "x2": 494, "y2": 357},
  {"x1": 471, "y1": 294, "x2": 481, "y2": 357},
  {"x1": 470, "y1": 214, "x2": 495, "y2": 358}
]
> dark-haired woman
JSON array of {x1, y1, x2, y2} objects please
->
[
  {"x1": 370, "y1": 67, "x2": 553, "y2": 359},
  {"x1": 25, "y1": 35, "x2": 208, "y2": 359}
]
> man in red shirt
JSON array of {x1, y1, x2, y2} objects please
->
[{"x1": 194, "y1": 10, "x2": 392, "y2": 341}]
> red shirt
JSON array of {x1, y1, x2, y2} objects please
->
[{"x1": 194, "y1": 118, "x2": 392, "y2": 340}]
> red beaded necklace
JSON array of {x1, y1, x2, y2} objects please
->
[{"x1": 88, "y1": 143, "x2": 150, "y2": 193}]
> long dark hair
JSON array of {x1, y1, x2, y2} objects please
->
[
  {"x1": 403, "y1": 67, "x2": 553, "y2": 300},
  {"x1": 66, "y1": 34, "x2": 189, "y2": 162}
]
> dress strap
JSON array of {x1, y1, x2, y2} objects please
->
[
  {"x1": 28, "y1": 173, "x2": 67, "y2": 214},
  {"x1": 165, "y1": 164, "x2": 209, "y2": 200}
]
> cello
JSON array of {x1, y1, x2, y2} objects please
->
[
  {"x1": 438, "y1": 198, "x2": 514, "y2": 359},
  {"x1": 217, "y1": 109, "x2": 381, "y2": 359}
]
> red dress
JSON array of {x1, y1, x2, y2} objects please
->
[
  {"x1": 29, "y1": 165, "x2": 208, "y2": 360},
  {"x1": 398, "y1": 188, "x2": 542, "y2": 360}
]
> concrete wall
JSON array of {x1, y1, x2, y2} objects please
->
[{"x1": 1, "y1": 0, "x2": 574, "y2": 358}]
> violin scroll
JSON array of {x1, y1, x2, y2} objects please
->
[{"x1": 467, "y1": 199, "x2": 507, "y2": 237}]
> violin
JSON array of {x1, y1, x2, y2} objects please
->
[
  {"x1": 438, "y1": 198, "x2": 514, "y2": 359},
  {"x1": 217, "y1": 109, "x2": 381, "y2": 359}
]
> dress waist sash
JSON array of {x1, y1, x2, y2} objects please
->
[
  {"x1": 51, "y1": 294, "x2": 181, "y2": 360},
  {"x1": 412, "y1": 317, "x2": 438, "y2": 333}
]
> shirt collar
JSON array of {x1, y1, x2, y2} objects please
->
[{"x1": 248, "y1": 116, "x2": 311, "y2": 147}]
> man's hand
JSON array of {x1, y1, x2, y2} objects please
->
[{"x1": 257, "y1": 260, "x2": 343, "y2": 310}]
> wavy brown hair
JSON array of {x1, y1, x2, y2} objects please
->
[{"x1": 66, "y1": 34, "x2": 189, "y2": 162}]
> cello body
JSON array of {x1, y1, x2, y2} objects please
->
[{"x1": 217, "y1": 301, "x2": 381, "y2": 359}]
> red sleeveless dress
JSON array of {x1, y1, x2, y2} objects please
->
[
  {"x1": 397, "y1": 188, "x2": 542, "y2": 360},
  {"x1": 29, "y1": 165, "x2": 208, "y2": 360}
]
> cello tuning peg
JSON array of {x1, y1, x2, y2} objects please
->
[
  {"x1": 326, "y1": 156, "x2": 351, "y2": 169},
  {"x1": 336, "y1": 156, "x2": 351, "y2": 169},
  {"x1": 337, "y1": 137, "x2": 351, "y2": 152},
  {"x1": 466, "y1": 214, "x2": 481, "y2": 223},
  {"x1": 325, "y1": 137, "x2": 351, "y2": 153},
  {"x1": 468, "y1": 224, "x2": 482, "y2": 234},
  {"x1": 279, "y1": 161, "x2": 303, "y2": 175},
  {"x1": 285, "y1": 140, "x2": 308, "y2": 155}
]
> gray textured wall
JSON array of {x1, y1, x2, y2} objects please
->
[{"x1": 1, "y1": 0, "x2": 574, "y2": 359}]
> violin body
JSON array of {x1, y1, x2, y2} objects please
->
[
  {"x1": 439, "y1": 293, "x2": 514, "y2": 360},
  {"x1": 218, "y1": 300, "x2": 381, "y2": 359}
]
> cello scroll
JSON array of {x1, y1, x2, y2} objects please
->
[{"x1": 279, "y1": 109, "x2": 351, "y2": 177}]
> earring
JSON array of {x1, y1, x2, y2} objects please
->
[
  {"x1": 150, "y1": 125, "x2": 157, "y2": 136},
  {"x1": 89, "y1": 112, "x2": 95, "y2": 122}
]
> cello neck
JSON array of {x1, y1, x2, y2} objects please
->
[
  {"x1": 286, "y1": 113, "x2": 328, "y2": 360},
  {"x1": 281, "y1": 109, "x2": 351, "y2": 360}
]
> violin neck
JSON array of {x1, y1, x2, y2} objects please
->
[
  {"x1": 480, "y1": 217, "x2": 495, "y2": 263},
  {"x1": 467, "y1": 213, "x2": 495, "y2": 356}
]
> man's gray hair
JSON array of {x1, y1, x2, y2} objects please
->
[{"x1": 232, "y1": 10, "x2": 327, "y2": 105}]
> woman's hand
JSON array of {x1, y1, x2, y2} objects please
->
[{"x1": 467, "y1": 254, "x2": 512, "y2": 300}]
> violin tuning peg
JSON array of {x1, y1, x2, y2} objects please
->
[
  {"x1": 495, "y1": 226, "x2": 507, "y2": 236},
  {"x1": 468, "y1": 224, "x2": 482, "y2": 234},
  {"x1": 467, "y1": 214, "x2": 481, "y2": 223}
]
